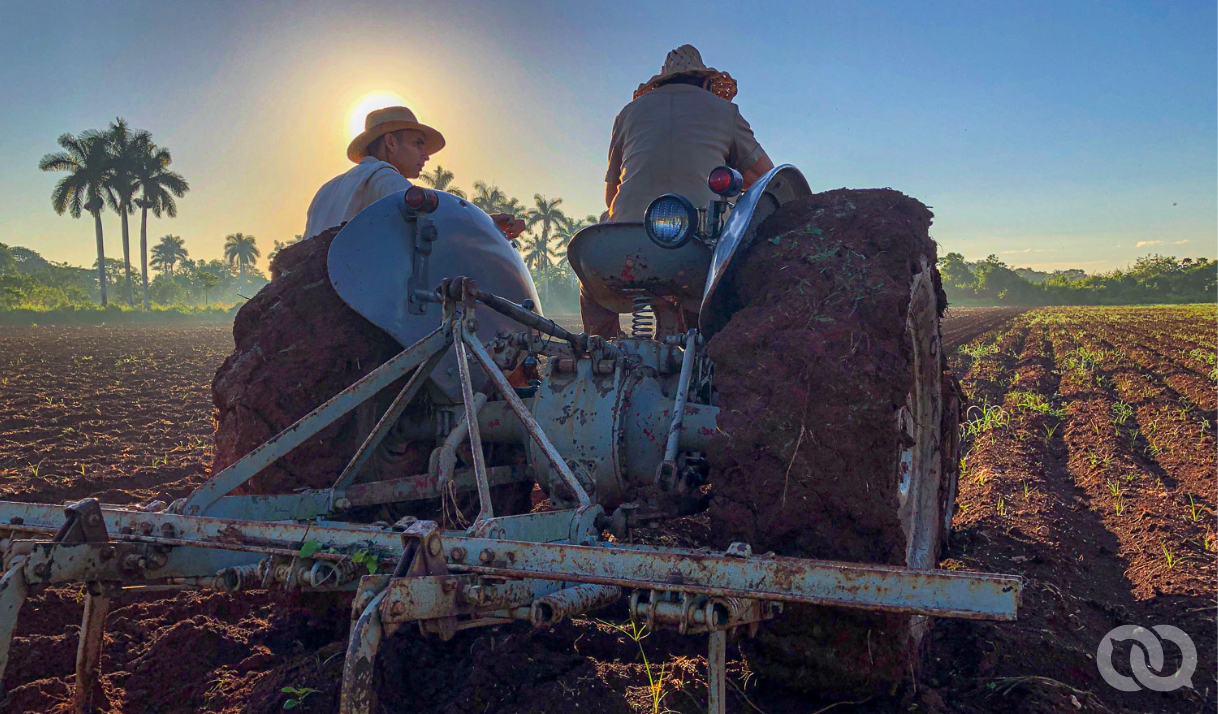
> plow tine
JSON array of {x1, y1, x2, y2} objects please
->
[
  {"x1": 0, "y1": 559, "x2": 29, "y2": 705},
  {"x1": 339, "y1": 588, "x2": 388, "y2": 714},
  {"x1": 330, "y1": 345, "x2": 449, "y2": 500},
  {"x1": 73, "y1": 587, "x2": 109, "y2": 713}
]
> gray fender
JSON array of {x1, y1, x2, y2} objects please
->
[
  {"x1": 328, "y1": 190, "x2": 540, "y2": 402},
  {"x1": 698, "y1": 164, "x2": 812, "y2": 338}
]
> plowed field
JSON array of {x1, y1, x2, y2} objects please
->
[{"x1": 0, "y1": 306, "x2": 1213, "y2": 713}]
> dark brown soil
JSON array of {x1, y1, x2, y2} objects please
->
[
  {"x1": 704, "y1": 189, "x2": 943, "y2": 694},
  {"x1": 1, "y1": 295, "x2": 1211, "y2": 713}
]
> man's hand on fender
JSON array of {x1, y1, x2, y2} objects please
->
[{"x1": 491, "y1": 213, "x2": 526, "y2": 239}]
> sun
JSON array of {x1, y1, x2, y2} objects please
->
[{"x1": 347, "y1": 91, "x2": 409, "y2": 140}]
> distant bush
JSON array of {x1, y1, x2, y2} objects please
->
[
  {"x1": 940, "y1": 253, "x2": 1216, "y2": 306},
  {"x1": 0, "y1": 303, "x2": 236, "y2": 326}
]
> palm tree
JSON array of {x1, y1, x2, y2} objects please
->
[
  {"x1": 418, "y1": 165, "x2": 466, "y2": 198},
  {"x1": 267, "y1": 235, "x2": 302, "y2": 266},
  {"x1": 223, "y1": 233, "x2": 260, "y2": 286},
  {"x1": 150, "y1": 235, "x2": 188, "y2": 276},
  {"x1": 525, "y1": 195, "x2": 566, "y2": 300},
  {"x1": 132, "y1": 135, "x2": 188, "y2": 309},
  {"x1": 40, "y1": 130, "x2": 115, "y2": 305},
  {"x1": 553, "y1": 214, "x2": 596, "y2": 249},
  {"x1": 105, "y1": 118, "x2": 150, "y2": 307},
  {"x1": 471, "y1": 181, "x2": 506, "y2": 213}
]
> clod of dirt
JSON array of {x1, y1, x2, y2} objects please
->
[
  {"x1": 211, "y1": 227, "x2": 424, "y2": 494},
  {"x1": 706, "y1": 188, "x2": 943, "y2": 695}
]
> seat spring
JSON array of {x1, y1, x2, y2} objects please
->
[{"x1": 631, "y1": 296, "x2": 655, "y2": 339}]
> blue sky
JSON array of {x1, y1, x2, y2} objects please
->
[{"x1": 0, "y1": 0, "x2": 1213, "y2": 273}]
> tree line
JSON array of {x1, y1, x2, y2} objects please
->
[
  {"x1": 39, "y1": 118, "x2": 189, "y2": 309},
  {"x1": 940, "y1": 252, "x2": 1216, "y2": 306}
]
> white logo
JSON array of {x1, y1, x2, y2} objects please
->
[{"x1": 1097, "y1": 625, "x2": 1196, "y2": 692}]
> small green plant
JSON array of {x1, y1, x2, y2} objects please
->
[
  {"x1": 1187, "y1": 494, "x2": 1201, "y2": 523},
  {"x1": 598, "y1": 619, "x2": 667, "y2": 713},
  {"x1": 962, "y1": 402, "x2": 1010, "y2": 438},
  {"x1": 299, "y1": 540, "x2": 322, "y2": 558},
  {"x1": 1161, "y1": 543, "x2": 1176, "y2": 569},
  {"x1": 28, "y1": 460, "x2": 44, "y2": 478},
  {"x1": 996, "y1": 496, "x2": 1007, "y2": 518},
  {"x1": 1042, "y1": 422, "x2": 1059, "y2": 443},
  {"x1": 959, "y1": 341, "x2": 1000, "y2": 360},
  {"x1": 1008, "y1": 391, "x2": 1065, "y2": 419},
  {"x1": 1111, "y1": 401, "x2": 1134, "y2": 426},
  {"x1": 281, "y1": 686, "x2": 319, "y2": 710},
  {"x1": 1022, "y1": 481, "x2": 1031, "y2": 499},
  {"x1": 352, "y1": 550, "x2": 379, "y2": 574},
  {"x1": 1107, "y1": 480, "x2": 1125, "y2": 516}
]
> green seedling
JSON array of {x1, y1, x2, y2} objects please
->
[
  {"x1": 1161, "y1": 543, "x2": 1176, "y2": 569},
  {"x1": 598, "y1": 619, "x2": 668, "y2": 714},
  {"x1": 1187, "y1": 494, "x2": 1201, "y2": 523},
  {"x1": 352, "y1": 550, "x2": 379, "y2": 574},
  {"x1": 996, "y1": 496, "x2": 1007, "y2": 518},
  {"x1": 1111, "y1": 401, "x2": 1133, "y2": 426},
  {"x1": 281, "y1": 686, "x2": 319, "y2": 710},
  {"x1": 958, "y1": 341, "x2": 1000, "y2": 360},
  {"x1": 299, "y1": 540, "x2": 322, "y2": 558},
  {"x1": 1022, "y1": 481, "x2": 1031, "y2": 499}
]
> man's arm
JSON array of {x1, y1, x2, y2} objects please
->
[
  {"x1": 605, "y1": 181, "x2": 619, "y2": 210},
  {"x1": 741, "y1": 153, "x2": 775, "y2": 189}
]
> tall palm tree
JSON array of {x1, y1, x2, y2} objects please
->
[
  {"x1": 553, "y1": 215, "x2": 595, "y2": 249},
  {"x1": 150, "y1": 235, "x2": 188, "y2": 276},
  {"x1": 40, "y1": 130, "x2": 115, "y2": 305},
  {"x1": 418, "y1": 165, "x2": 466, "y2": 198},
  {"x1": 525, "y1": 195, "x2": 566, "y2": 300},
  {"x1": 471, "y1": 181, "x2": 506, "y2": 213},
  {"x1": 223, "y1": 233, "x2": 260, "y2": 286},
  {"x1": 132, "y1": 135, "x2": 188, "y2": 309},
  {"x1": 105, "y1": 118, "x2": 152, "y2": 307}
]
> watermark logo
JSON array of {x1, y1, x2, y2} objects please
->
[{"x1": 1097, "y1": 625, "x2": 1196, "y2": 692}]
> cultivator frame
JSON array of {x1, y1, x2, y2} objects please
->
[{"x1": 0, "y1": 280, "x2": 1021, "y2": 713}]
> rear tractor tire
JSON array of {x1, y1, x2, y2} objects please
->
[{"x1": 706, "y1": 188, "x2": 959, "y2": 696}]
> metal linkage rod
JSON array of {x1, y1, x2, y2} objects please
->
[
  {"x1": 657, "y1": 329, "x2": 698, "y2": 486},
  {"x1": 462, "y1": 332, "x2": 593, "y2": 507},
  {"x1": 329, "y1": 347, "x2": 448, "y2": 503},
  {"x1": 179, "y1": 327, "x2": 452, "y2": 516},
  {"x1": 435, "y1": 277, "x2": 587, "y2": 352},
  {"x1": 454, "y1": 322, "x2": 494, "y2": 521}
]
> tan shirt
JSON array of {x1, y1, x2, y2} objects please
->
[
  {"x1": 303, "y1": 157, "x2": 413, "y2": 239},
  {"x1": 605, "y1": 84, "x2": 765, "y2": 222}
]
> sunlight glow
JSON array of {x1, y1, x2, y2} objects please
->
[{"x1": 347, "y1": 91, "x2": 409, "y2": 140}]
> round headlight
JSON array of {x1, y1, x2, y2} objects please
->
[{"x1": 644, "y1": 194, "x2": 697, "y2": 249}]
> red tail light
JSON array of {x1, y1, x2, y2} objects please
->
[
  {"x1": 707, "y1": 166, "x2": 744, "y2": 197},
  {"x1": 404, "y1": 186, "x2": 439, "y2": 213}
]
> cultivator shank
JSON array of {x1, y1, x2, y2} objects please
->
[{"x1": 0, "y1": 278, "x2": 1021, "y2": 713}]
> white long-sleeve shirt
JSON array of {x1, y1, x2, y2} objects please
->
[{"x1": 303, "y1": 157, "x2": 412, "y2": 239}]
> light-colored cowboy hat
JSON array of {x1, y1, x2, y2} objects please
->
[
  {"x1": 347, "y1": 105, "x2": 445, "y2": 163},
  {"x1": 633, "y1": 44, "x2": 738, "y2": 102}
]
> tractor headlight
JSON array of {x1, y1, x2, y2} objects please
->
[{"x1": 644, "y1": 194, "x2": 697, "y2": 249}]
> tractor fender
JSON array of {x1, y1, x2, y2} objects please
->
[
  {"x1": 327, "y1": 190, "x2": 540, "y2": 402},
  {"x1": 698, "y1": 164, "x2": 811, "y2": 338}
]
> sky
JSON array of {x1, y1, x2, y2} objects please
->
[{"x1": 0, "y1": 0, "x2": 1214, "y2": 274}]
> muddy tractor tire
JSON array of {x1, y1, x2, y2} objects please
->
[
  {"x1": 210, "y1": 227, "x2": 532, "y2": 519},
  {"x1": 706, "y1": 189, "x2": 957, "y2": 696}
]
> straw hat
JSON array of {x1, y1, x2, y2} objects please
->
[
  {"x1": 633, "y1": 44, "x2": 738, "y2": 102},
  {"x1": 347, "y1": 105, "x2": 445, "y2": 163}
]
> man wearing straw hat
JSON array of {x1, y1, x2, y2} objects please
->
[
  {"x1": 582, "y1": 45, "x2": 775, "y2": 335},
  {"x1": 304, "y1": 105, "x2": 524, "y2": 240}
]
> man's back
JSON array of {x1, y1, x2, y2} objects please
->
[
  {"x1": 304, "y1": 157, "x2": 411, "y2": 239},
  {"x1": 606, "y1": 84, "x2": 764, "y2": 221}
]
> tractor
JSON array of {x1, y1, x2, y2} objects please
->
[{"x1": 0, "y1": 165, "x2": 1019, "y2": 713}]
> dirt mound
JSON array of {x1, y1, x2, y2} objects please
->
[
  {"x1": 706, "y1": 188, "x2": 942, "y2": 694},
  {"x1": 211, "y1": 227, "x2": 422, "y2": 494}
]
